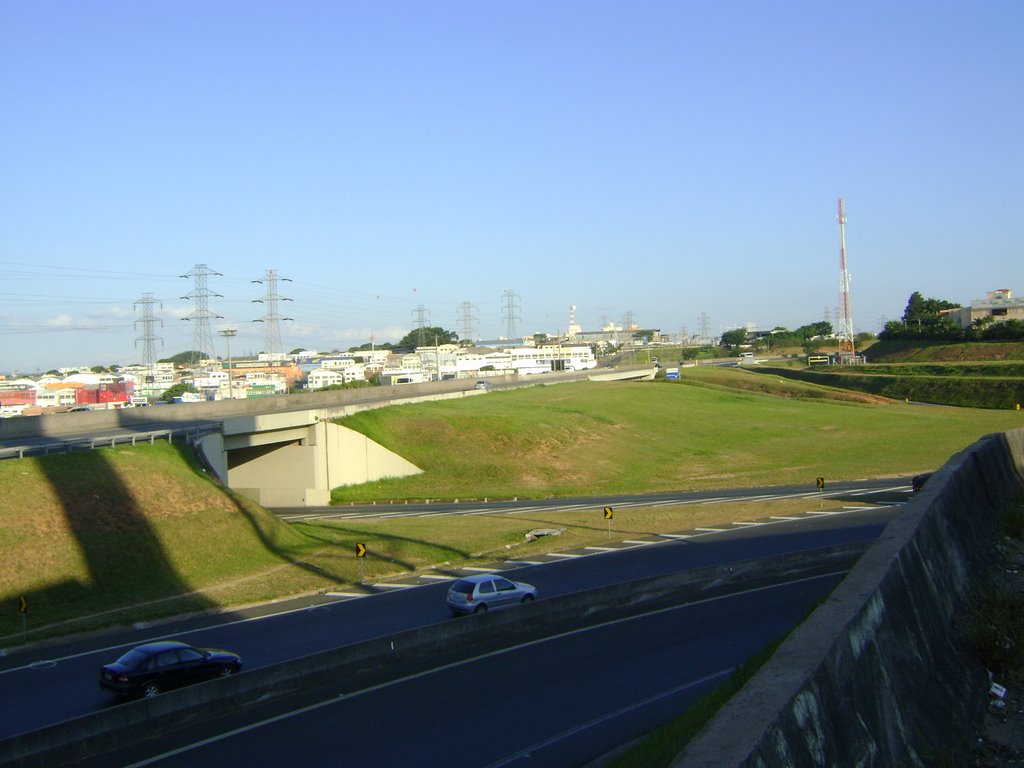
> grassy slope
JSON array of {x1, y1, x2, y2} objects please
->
[
  {"x1": 865, "y1": 340, "x2": 1024, "y2": 362},
  {"x1": 3, "y1": 373, "x2": 1021, "y2": 641},
  {"x1": 758, "y1": 341, "x2": 1024, "y2": 408},
  {"x1": 0, "y1": 442, "x2": 319, "y2": 639},
  {"x1": 331, "y1": 376, "x2": 1022, "y2": 502}
]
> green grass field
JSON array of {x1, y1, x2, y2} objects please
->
[
  {"x1": 1, "y1": 374, "x2": 1020, "y2": 642},
  {"x1": 330, "y1": 376, "x2": 1022, "y2": 502}
]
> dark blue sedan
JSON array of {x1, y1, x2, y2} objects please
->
[{"x1": 100, "y1": 640, "x2": 242, "y2": 699}]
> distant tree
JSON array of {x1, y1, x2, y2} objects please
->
[
  {"x1": 159, "y1": 382, "x2": 198, "y2": 403},
  {"x1": 45, "y1": 369, "x2": 60, "y2": 376},
  {"x1": 349, "y1": 341, "x2": 394, "y2": 352},
  {"x1": 398, "y1": 327, "x2": 459, "y2": 348},
  {"x1": 979, "y1": 319, "x2": 1024, "y2": 341},
  {"x1": 159, "y1": 351, "x2": 209, "y2": 366},
  {"x1": 795, "y1": 321, "x2": 832, "y2": 340},
  {"x1": 719, "y1": 328, "x2": 748, "y2": 349},
  {"x1": 632, "y1": 329, "x2": 659, "y2": 344},
  {"x1": 90, "y1": 365, "x2": 107, "y2": 374},
  {"x1": 901, "y1": 292, "x2": 959, "y2": 325},
  {"x1": 288, "y1": 348, "x2": 307, "y2": 355}
]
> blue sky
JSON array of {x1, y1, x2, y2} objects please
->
[{"x1": 1, "y1": 1, "x2": 1021, "y2": 373}]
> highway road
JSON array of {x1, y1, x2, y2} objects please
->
[
  {"x1": 87, "y1": 574, "x2": 843, "y2": 768},
  {"x1": 0, "y1": 486, "x2": 904, "y2": 761}
]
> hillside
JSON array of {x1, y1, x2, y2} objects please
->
[
  {"x1": 330, "y1": 377, "x2": 1022, "y2": 502},
  {"x1": 864, "y1": 340, "x2": 1024, "y2": 362},
  {"x1": 4, "y1": 377, "x2": 1022, "y2": 643},
  {"x1": 0, "y1": 442, "x2": 325, "y2": 640}
]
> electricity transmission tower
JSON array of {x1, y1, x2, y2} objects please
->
[
  {"x1": 252, "y1": 269, "x2": 293, "y2": 356},
  {"x1": 181, "y1": 264, "x2": 223, "y2": 366},
  {"x1": 134, "y1": 293, "x2": 163, "y2": 383},
  {"x1": 697, "y1": 312, "x2": 711, "y2": 344},
  {"x1": 412, "y1": 305, "x2": 430, "y2": 348},
  {"x1": 457, "y1": 301, "x2": 477, "y2": 343},
  {"x1": 502, "y1": 289, "x2": 520, "y2": 339}
]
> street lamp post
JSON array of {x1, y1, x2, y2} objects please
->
[{"x1": 219, "y1": 329, "x2": 237, "y2": 399}]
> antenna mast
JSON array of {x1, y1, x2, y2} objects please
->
[{"x1": 836, "y1": 198, "x2": 855, "y2": 356}]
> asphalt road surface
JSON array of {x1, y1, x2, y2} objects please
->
[{"x1": 0, "y1": 485, "x2": 904, "y2": 756}]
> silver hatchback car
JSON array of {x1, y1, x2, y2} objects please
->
[{"x1": 447, "y1": 573, "x2": 537, "y2": 615}]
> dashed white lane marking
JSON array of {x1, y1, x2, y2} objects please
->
[
  {"x1": 623, "y1": 539, "x2": 659, "y2": 545},
  {"x1": 658, "y1": 533, "x2": 694, "y2": 540},
  {"x1": 545, "y1": 552, "x2": 584, "y2": 559},
  {"x1": 584, "y1": 546, "x2": 620, "y2": 551}
]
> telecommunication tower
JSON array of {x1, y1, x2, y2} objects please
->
[
  {"x1": 567, "y1": 305, "x2": 581, "y2": 339},
  {"x1": 181, "y1": 264, "x2": 223, "y2": 366},
  {"x1": 252, "y1": 269, "x2": 293, "y2": 356},
  {"x1": 134, "y1": 293, "x2": 163, "y2": 382},
  {"x1": 836, "y1": 198, "x2": 856, "y2": 356}
]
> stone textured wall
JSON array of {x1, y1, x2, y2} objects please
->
[{"x1": 675, "y1": 428, "x2": 1024, "y2": 767}]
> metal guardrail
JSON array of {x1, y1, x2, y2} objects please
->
[{"x1": 0, "y1": 426, "x2": 214, "y2": 461}]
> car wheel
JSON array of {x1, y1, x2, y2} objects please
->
[
  {"x1": 474, "y1": 603, "x2": 488, "y2": 613},
  {"x1": 142, "y1": 682, "x2": 161, "y2": 698},
  {"x1": 220, "y1": 665, "x2": 237, "y2": 677},
  {"x1": 521, "y1": 594, "x2": 534, "y2": 603}
]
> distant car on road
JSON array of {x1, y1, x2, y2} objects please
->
[
  {"x1": 447, "y1": 574, "x2": 536, "y2": 615},
  {"x1": 474, "y1": 380, "x2": 493, "y2": 391},
  {"x1": 100, "y1": 640, "x2": 242, "y2": 698}
]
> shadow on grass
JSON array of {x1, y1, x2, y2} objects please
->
[
  {"x1": 10, "y1": 448, "x2": 214, "y2": 642},
  {"x1": 168, "y1": 441, "x2": 473, "y2": 585}
]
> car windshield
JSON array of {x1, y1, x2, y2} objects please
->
[{"x1": 115, "y1": 648, "x2": 152, "y2": 668}]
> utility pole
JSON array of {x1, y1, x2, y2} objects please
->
[{"x1": 219, "y1": 329, "x2": 237, "y2": 399}]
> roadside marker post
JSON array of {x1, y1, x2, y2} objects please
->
[
  {"x1": 18, "y1": 595, "x2": 27, "y2": 643},
  {"x1": 816, "y1": 477, "x2": 825, "y2": 507},
  {"x1": 356, "y1": 543, "x2": 367, "y2": 583},
  {"x1": 604, "y1": 506, "x2": 613, "y2": 538}
]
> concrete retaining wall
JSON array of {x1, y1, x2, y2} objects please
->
[{"x1": 675, "y1": 428, "x2": 1024, "y2": 767}]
